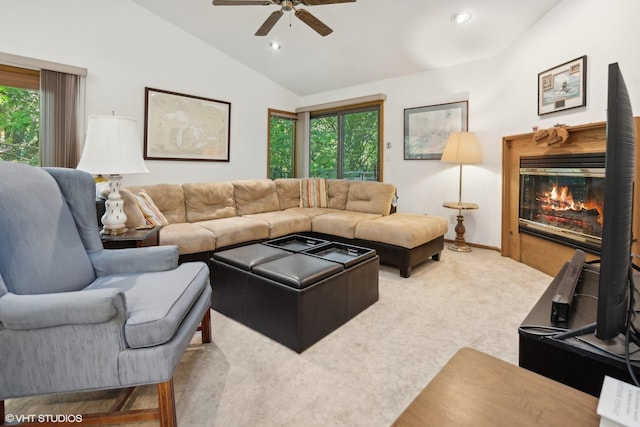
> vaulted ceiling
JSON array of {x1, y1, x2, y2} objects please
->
[{"x1": 132, "y1": 0, "x2": 562, "y2": 96}]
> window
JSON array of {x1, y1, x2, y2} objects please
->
[
  {"x1": 309, "y1": 101, "x2": 382, "y2": 181},
  {"x1": 268, "y1": 109, "x2": 297, "y2": 179},
  {"x1": 0, "y1": 65, "x2": 40, "y2": 166},
  {"x1": 0, "y1": 53, "x2": 87, "y2": 168}
]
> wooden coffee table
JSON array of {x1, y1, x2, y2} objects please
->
[{"x1": 391, "y1": 347, "x2": 599, "y2": 427}]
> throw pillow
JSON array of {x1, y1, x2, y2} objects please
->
[
  {"x1": 121, "y1": 188, "x2": 149, "y2": 227},
  {"x1": 300, "y1": 178, "x2": 328, "y2": 208},
  {"x1": 135, "y1": 190, "x2": 170, "y2": 226}
]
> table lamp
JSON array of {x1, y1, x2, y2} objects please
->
[
  {"x1": 441, "y1": 131, "x2": 482, "y2": 251},
  {"x1": 77, "y1": 115, "x2": 149, "y2": 235}
]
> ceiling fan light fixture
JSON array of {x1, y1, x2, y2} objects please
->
[
  {"x1": 281, "y1": 0, "x2": 294, "y2": 11},
  {"x1": 269, "y1": 41, "x2": 281, "y2": 50},
  {"x1": 451, "y1": 10, "x2": 472, "y2": 24}
]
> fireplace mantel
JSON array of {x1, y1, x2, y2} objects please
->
[{"x1": 501, "y1": 118, "x2": 640, "y2": 276}]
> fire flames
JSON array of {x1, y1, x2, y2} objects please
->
[{"x1": 536, "y1": 184, "x2": 603, "y2": 225}]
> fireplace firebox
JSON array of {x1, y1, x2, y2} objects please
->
[{"x1": 519, "y1": 153, "x2": 605, "y2": 253}]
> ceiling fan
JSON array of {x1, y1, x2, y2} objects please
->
[{"x1": 211, "y1": 0, "x2": 356, "y2": 37}]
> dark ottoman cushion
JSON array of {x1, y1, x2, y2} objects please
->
[{"x1": 252, "y1": 254, "x2": 343, "y2": 289}]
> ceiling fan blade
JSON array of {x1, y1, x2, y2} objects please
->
[
  {"x1": 212, "y1": 0, "x2": 273, "y2": 5},
  {"x1": 295, "y1": 9, "x2": 333, "y2": 36},
  {"x1": 255, "y1": 10, "x2": 284, "y2": 36},
  {"x1": 300, "y1": 0, "x2": 356, "y2": 5}
]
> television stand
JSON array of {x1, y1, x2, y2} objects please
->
[{"x1": 519, "y1": 264, "x2": 640, "y2": 396}]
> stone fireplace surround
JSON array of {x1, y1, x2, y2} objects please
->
[{"x1": 501, "y1": 118, "x2": 640, "y2": 276}]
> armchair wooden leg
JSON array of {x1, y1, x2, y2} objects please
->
[
  {"x1": 157, "y1": 380, "x2": 177, "y2": 427},
  {"x1": 199, "y1": 309, "x2": 211, "y2": 344},
  {"x1": 0, "y1": 382, "x2": 179, "y2": 427}
]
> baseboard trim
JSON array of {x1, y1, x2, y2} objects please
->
[{"x1": 443, "y1": 239, "x2": 500, "y2": 253}]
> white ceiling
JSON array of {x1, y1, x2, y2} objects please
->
[{"x1": 131, "y1": 0, "x2": 562, "y2": 96}]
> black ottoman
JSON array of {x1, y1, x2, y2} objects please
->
[
  {"x1": 304, "y1": 242, "x2": 379, "y2": 319},
  {"x1": 211, "y1": 243, "x2": 290, "y2": 323},
  {"x1": 248, "y1": 253, "x2": 346, "y2": 353},
  {"x1": 211, "y1": 237, "x2": 380, "y2": 353}
]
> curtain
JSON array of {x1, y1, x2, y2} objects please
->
[{"x1": 39, "y1": 70, "x2": 85, "y2": 167}]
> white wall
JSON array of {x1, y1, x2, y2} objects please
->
[
  {"x1": 0, "y1": 0, "x2": 298, "y2": 185},
  {"x1": 298, "y1": 0, "x2": 640, "y2": 249},
  {"x1": 2, "y1": 0, "x2": 639, "y2": 249}
]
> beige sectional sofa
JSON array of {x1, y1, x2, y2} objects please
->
[{"x1": 118, "y1": 178, "x2": 448, "y2": 277}]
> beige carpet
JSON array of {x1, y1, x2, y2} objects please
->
[{"x1": 5, "y1": 248, "x2": 551, "y2": 426}]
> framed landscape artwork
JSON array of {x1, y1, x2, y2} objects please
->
[
  {"x1": 404, "y1": 101, "x2": 468, "y2": 160},
  {"x1": 144, "y1": 87, "x2": 231, "y2": 161},
  {"x1": 538, "y1": 55, "x2": 587, "y2": 115}
]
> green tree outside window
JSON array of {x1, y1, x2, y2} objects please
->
[
  {"x1": 0, "y1": 85, "x2": 40, "y2": 166},
  {"x1": 269, "y1": 114, "x2": 296, "y2": 179},
  {"x1": 310, "y1": 106, "x2": 379, "y2": 181}
]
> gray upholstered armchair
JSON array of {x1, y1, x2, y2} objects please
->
[{"x1": 0, "y1": 162, "x2": 212, "y2": 426}]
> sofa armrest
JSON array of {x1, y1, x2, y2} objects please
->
[
  {"x1": 90, "y1": 245, "x2": 180, "y2": 276},
  {"x1": 0, "y1": 288, "x2": 125, "y2": 330}
]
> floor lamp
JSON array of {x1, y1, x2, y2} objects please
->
[
  {"x1": 77, "y1": 115, "x2": 149, "y2": 235},
  {"x1": 441, "y1": 131, "x2": 482, "y2": 252}
]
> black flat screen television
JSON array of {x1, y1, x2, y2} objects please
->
[
  {"x1": 595, "y1": 62, "x2": 636, "y2": 340},
  {"x1": 553, "y1": 62, "x2": 636, "y2": 342}
]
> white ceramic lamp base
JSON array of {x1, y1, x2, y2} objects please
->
[{"x1": 100, "y1": 175, "x2": 128, "y2": 235}]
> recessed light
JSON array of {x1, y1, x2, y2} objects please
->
[
  {"x1": 451, "y1": 10, "x2": 472, "y2": 24},
  {"x1": 269, "y1": 41, "x2": 281, "y2": 50}
]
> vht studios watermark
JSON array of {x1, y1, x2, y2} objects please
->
[{"x1": 4, "y1": 413, "x2": 83, "y2": 424}]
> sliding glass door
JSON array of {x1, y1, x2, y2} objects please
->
[{"x1": 309, "y1": 104, "x2": 380, "y2": 181}]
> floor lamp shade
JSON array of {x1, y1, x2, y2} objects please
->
[
  {"x1": 440, "y1": 131, "x2": 482, "y2": 165},
  {"x1": 77, "y1": 115, "x2": 149, "y2": 235}
]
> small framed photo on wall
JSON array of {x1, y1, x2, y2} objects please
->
[{"x1": 538, "y1": 55, "x2": 587, "y2": 115}]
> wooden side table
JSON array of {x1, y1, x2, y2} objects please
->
[
  {"x1": 101, "y1": 226, "x2": 161, "y2": 249},
  {"x1": 391, "y1": 347, "x2": 599, "y2": 427},
  {"x1": 442, "y1": 201, "x2": 478, "y2": 252}
]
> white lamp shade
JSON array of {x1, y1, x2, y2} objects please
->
[
  {"x1": 440, "y1": 131, "x2": 482, "y2": 165},
  {"x1": 77, "y1": 115, "x2": 149, "y2": 175}
]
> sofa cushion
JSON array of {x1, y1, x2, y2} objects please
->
[
  {"x1": 285, "y1": 207, "x2": 344, "y2": 218},
  {"x1": 196, "y1": 216, "x2": 270, "y2": 249},
  {"x1": 127, "y1": 184, "x2": 186, "y2": 224},
  {"x1": 327, "y1": 179, "x2": 350, "y2": 210},
  {"x1": 300, "y1": 178, "x2": 328, "y2": 208},
  {"x1": 158, "y1": 223, "x2": 217, "y2": 255},
  {"x1": 355, "y1": 213, "x2": 448, "y2": 249},
  {"x1": 86, "y1": 262, "x2": 209, "y2": 348},
  {"x1": 312, "y1": 211, "x2": 382, "y2": 239},
  {"x1": 275, "y1": 178, "x2": 300, "y2": 210},
  {"x1": 233, "y1": 179, "x2": 280, "y2": 216},
  {"x1": 244, "y1": 211, "x2": 312, "y2": 238},
  {"x1": 183, "y1": 182, "x2": 236, "y2": 222},
  {"x1": 346, "y1": 181, "x2": 396, "y2": 216},
  {"x1": 121, "y1": 189, "x2": 149, "y2": 227},
  {"x1": 135, "y1": 190, "x2": 170, "y2": 226}
]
